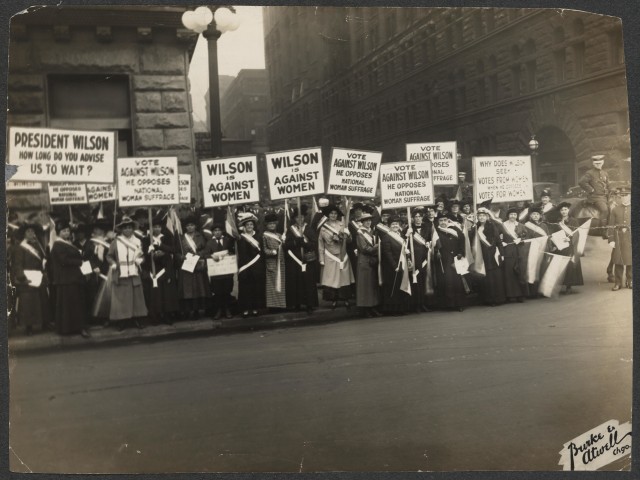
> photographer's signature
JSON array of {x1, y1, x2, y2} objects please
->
[{"x1": 559, "y1": 420, "x2": 631, "y2": 471}]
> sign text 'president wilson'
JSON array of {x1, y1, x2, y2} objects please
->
[
  {"x1": 200, "y1": 156, "x2": 259, "y2": 208},
  {"x1": 265, "y1": 147, "x2": 324, "y2": 200}
]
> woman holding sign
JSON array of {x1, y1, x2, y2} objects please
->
[
  {"x1": 284, "y1": 206, "x2": 319, "y2": 313},
  {"x1": 552, "y1": 202, "x2": 584, "y2": 294},
  {"x1": 50, "y1": 220, "x2": 91, "y2": 337},
  {"x1": 177, "y1": 216, "x2": 211, "y2": 319},
  {"x1": 237, "y1": 213, "x2": 265, "y2": 318},
  {"x1": 471, "y1": 208, "x2": 507, "y2": 306},
  {"x1": 12, "y1": 222, "x2": 51, "y2": 335},
  {"x1": 380, "y1": 215, "x2": 411, "y2": 315},
  {"x1": 355, "y1": 209, "x2": 382, "y2": 317},
  {"x1": 318, "y1": 204, "x2": 354, "y2": 309},
  {"x1": 433, "y1": 213, "x2": 467, "y2": 311},
  {"x1": 107, "y1": 216, "x2": 148, "y2": 330}
]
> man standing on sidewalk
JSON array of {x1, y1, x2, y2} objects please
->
[
  {"x1": 607, "y1": 186, "x2": 632, "y2": 291},
  {"x1": 579, "y1": 155, "x2": 610, "y2": 232}
]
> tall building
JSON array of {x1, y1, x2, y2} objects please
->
[
  {"x1": 220, "y1": 69, "x2": 270, "y2": 154},
  {"x1": 263, "y1": 7, "x2": 629, "y2": 194},
  {"x1": 7, "y1": 6, "x2": 200, "y2": 210}
]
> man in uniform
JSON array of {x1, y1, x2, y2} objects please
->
[
  {"x1": 607, "y1": 186, "x2": 632, "y2": 291},
  {"x1": 579, "y1": 155, "x2": 610, "y2": 233}
]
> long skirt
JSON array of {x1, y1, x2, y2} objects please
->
[
  {"x1": 179, "y1": 269, "x2": 210, "y2": 299},
  {"x1": 478, "y1": 267, "x2": 507, "y2": 305},
  {"x1": 265, "y1": 257, "x2": 286, "y2": 308},
  {"x1": 435, "y1": 265, "x2": 467, "y2": 308},
  {"x1": 238, "y1": 266, "x2": 265, "y2": 311},
  {"x1": 381, "y1": 268, "x2": 410, "y2": 313},
  {"x1": 211, "y1": 275, "x2": 234, "y2": 310},
  {"x1": 285, "y1": 259, "x2": 319, "y2": 309},
  {"x1": 109, "y1": 277, "x2": 148, "y2": 321},
  {"x1": 17, "y1": 285, "x2": 50, "y2": 328},
  {"x1": 321, "y1": 256, "x2": 355, "y2": 302},
  {"x1": 143, "y1": 275, "x2": 180, "y2": 316},
  {"x1": 55, "y1": 284, "x2": 86, "y2": 335},
  {"x1": 563, "y1": 257, "x2": 584, "y2": 287},
  {"x1": 356, "y1": 263, "x2": 380, "y2": 307},
  {"x1": 411, "y1": 268, "x2": 427, "y2": 309},
  {"x1": 503, "y1": 255, "x2": 526, "y2": 299}
]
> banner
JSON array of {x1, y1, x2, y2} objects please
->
[
  {"x1": 265, "y1": 147, "x2": 324, "y2": 200},
  {"x1": 8, "y1": 126, "x2": 116, "y2": 183},
  {"x1": 179, "y1": 174, "x2": 191, "y2": 204},
  {"x1": 117, "y1": 157, "x2": 179, "y2": 207},
  {"x1": 326, "y1": 148, "x2": 382, "y2": 197},
  {"x1": 86, "y1": 183, "x2": 116, "y2": 203},
  {"x1": 6, "y1": 181, "x2": 42, "y2": 191},
  {"x1": 473, "y1": 155, "x2": 534, "y2": 203},
  {"x1": 379, "y1": 160, "x2": 434, "y2": 209},
  {"x1": 48, "y1": 183, "x2": 88, "y2": 205},
  {"x1": 200, "y1": 156, "x2": 259, "y2": 208},
  {"x1": 406, "y1": 141, "x2": 458, "y2": 185},
  {"x1": 207, "y1": 255, "x2": 238, "y2": 277}
]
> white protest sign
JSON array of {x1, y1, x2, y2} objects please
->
[
  {"x1": 117, "y1": 157, "x2": 179, "y2": 207},
  {"x1": 207, "y1": 255, "x2": 238, "y2": 277},
  {"x1": 265, "y1": 147, "x2": 324, "y2": 200},
  {"x1": 48, "y1": 183, "x2": 88, "y2": 205},
  {"x1": 326, "y1": 148, "x2": 382, "y2": 197},
  {"x1": 8, "y1": 126, "x2": 115, "y2": 183},
  {"x1": 6, "y1": 181, "x2": 43, "y2": 191},
  {"x1": 86, "y1": 184, "x2": 116, "y2": 202},
  {"x1": 379, "y1": 160, "x2": 434, "y2": 209},
  {"x1": 200, "y1": 156, "x2": 260, "y2": 208},
  {"x1": 473, "y1": 156, "x2": 534, "y2": 203},
  {"x1": 179, "y1": 174, "x2": 191, "y2": 204},
  {"x1": 406, "y1": 141, "x2": 458, "y2": 185}
]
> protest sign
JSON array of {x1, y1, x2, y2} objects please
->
[
  {"x1": 326, "y1": 148, "x2": 382, "y2": 197},
  {"x1": 86, "y1": 183, "x2": 116, "y2": 203},
  {"x1": 207, "y1": 255, "x2": 238, "y2": 277},
  {"x1": 473, "y1": 156, "x2": 534, "y2": 203},
  {"x1": 8, "y1": 126, "x2": 116, "y2": 183},
  {"x1": 406, "y1": 141, "x2": 458, "y2": 185},
  {"x1": 200, "y1": 156, "x2": 260, "y2": 208},
  {"x1": 379, "y1": 160, "x2": 434, "y2": 209},
  {"x1": 265, "y1": 147, "x2": 324, "y2": 200},
  {"x1": 117, "y1": 157, "x2": 179, "y2": 207},
  {"x1": 48, "y1": 183, "x2": 88, "y2": 205},
  {"x1": 179, "y1": 174, "x2": 191, "y2": 204},
  {"x1": 6, "y1": 181, "x2": 42, "y2": 191}
]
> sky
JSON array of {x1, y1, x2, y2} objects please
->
[{"x1": 188, "y1": 6, "x2": 266, "y2": 126}]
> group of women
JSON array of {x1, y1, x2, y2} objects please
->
[{"x1": 8, "y1": 191, "x2": 586, "y2": 337}]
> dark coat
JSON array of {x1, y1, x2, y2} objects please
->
[
  {"x1": 434, "y1": 226, "x2": 467, "y2": 308},
  {"x1": 284, "y1": 224, "x2": 319, "y2": 308},
  {"x1": 12, "y1": 240, "x2": 50, "y2": 328},
  {"x1": 608, "y1": 204, "x2": 632, "y2": 265},
  {"x1": 471, "y1": 222, "x2": 506, "y2": 304},
  {"x1": 237, "y1": 232, "x2": 265, "y2": 310},
  {"x1": 579, "y1": 167, "x2": 610, "y2": 198},
  {"x1": 380, "y1": 232, "x2": 409, "y2": 312},
  {"x1": 500, "y1": 221, "x2": 528, "y2": 297},
  {"x1": 355, "y1": 228, "x2": 380, "y2": 307},
  {"x1": 50, "y1": 240, "x2": 85, "y2": 286},
  {"x1": 50, "y1": 239, "x2": 87, "y2": 334}
]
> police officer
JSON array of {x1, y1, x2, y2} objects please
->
[
  {"x1": 608, "y1": 186, "x2": 632, "y2": 291},
  {"x1": 578, "y1": 155, "x2": 610, "y2": 232}
]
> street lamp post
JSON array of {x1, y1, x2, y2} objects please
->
[{"x1": 182, "y1": 6, "x2": 239, "y2": 158}]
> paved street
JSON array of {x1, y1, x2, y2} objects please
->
[{"x1": 9, "y1": 238, "x2": 632, "y2": 473}]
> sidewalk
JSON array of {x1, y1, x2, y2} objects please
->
[{"x1": 8, "y1": 305, "x2": 359, "y2": 354}]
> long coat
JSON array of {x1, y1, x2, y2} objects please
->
[
  {"x1": 318, "y1": 221, "x2": 355, "y2": 298},
  {"x1": 83, "y1": 237, "x2": 111, "y2": 318},
  {"x1": 608, "y1": 204, "x2": 632, "y2": 265},
  {"x1": 263, "y1": 231, "x2": 287, "y2": 308},
  {"x1": 549, "y1": 218, "x2": 584, "y2": 287},
  {"x1": 500, "y1": 221, "x2": 528, "y2": 299},
  {"x1": 434, "y1": 226, "x2": 467, "y2": 308},
  {"x1": 355, "y1": 228, "x2": 380, "y2": 307},
  {"x1": 471, "y1": 222, "x2": 506, "y2": 305},
  {"x1": 284, "y1": 224, "x2": 319, "y2": 309},
  {"x1": 178, "y1": 232, "x2": 211, "y2": 300},
  {"x1": 107, "y1": 236, "x2": 148, "y2": 321},
  {"x1": 142, "y1": 231, "x2": 180, "y2": 315},
  {"x1": 12, "y1": 240, "x2": 51, "y2": 328},
  {"x1": 409, "y1": 228, "x2": 429, "y2": 308},
  {"x1": 50, "y1": 239, "x2": 87, "y2": 334},
  {"x1": 380, "y1": 231, "x2": 410, "y2": 312},
  {"x1": 206, "y1": 234, "x2": 236, "y2": 307},
  {"x1": 237, "y1": 232, "x2": 265, "y2": 311}
]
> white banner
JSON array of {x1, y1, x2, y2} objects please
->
[
  {"x1": 406, "y1": 141, "x2": 458, "y2": 185},
  {"x1": 8, "y1": 126, "x2": 115, "y2": 183},
  {"x1": 6, "y1": 181, "x2": 43, "y2": 191},
  {"x1": 326, "y1": 148, "x2": 382, "y2": 197},
  {"x1": 265, "y1": 147, "x2": 324, "y2": 200},
  {"x1": 200, "y1": 156, "x2": 259, "y2": 208},
  {"x1": 179, "y1": 174, "x2": 191, "y2": 204},
  {"x1": 207, "y1": 255, "x2": 238, "y2": 277},
  {"x1": 473, "y1": 156, "x2": 534, "y2": 203},
  {"x1": 379, "y1": 160, "x2": 434, "y2": 209},
  {"x1": 48, "y1": 183, "x2": 88, "y2": 205},
  {"x1": 117, "y1": 157, "x2": 179, "y2": 207},
  {"x1": 86, "y1": 183, "x2": 117, "y2": 203}
]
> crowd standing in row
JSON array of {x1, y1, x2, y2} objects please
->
[{"x1": 7, "y1": 157, "x2": 631, "y2": 338}]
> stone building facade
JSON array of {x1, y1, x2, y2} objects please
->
[
  {"x1": 264, "y1": 7, "x2": 629, "y2": 195},
  {"x1": 7, "y1": 6, "x2": 199, "y2": 210}
]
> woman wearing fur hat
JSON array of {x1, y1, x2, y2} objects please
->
[
  {"x1": 284, "y1": 206, "x2": 319, "y2": 313},
  {"x1": 50, "y1": 220, "x2": 91, "y2": 337},
  {"x1": 177, "y1": 216, "x2": 211, "y2": 319},
  {"x1": 12, "y1": 222, "x2": 52, "y2": 335},
  {"x1": 106, "y1": 216, "x2": 148, "y2": 329},
  {"x1": 317, "y1": 204, "x2": 354, "y2": 309},
  {"x1": 237, "y1": 213, "x2": 265, "y2": 317}
]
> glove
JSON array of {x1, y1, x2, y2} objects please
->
[
  {"x1": 514, "y1": 238, "x2": 522, "y2": 245},
  {"x1": 609, "y1": 242, "x2": 616, "y2": 249},
  {"x1": 110, "y1": 264, "x2": 117, "y2": 270},
  {"x1": 456, "y1": 254, "x2": 463, "y2": 260}
]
